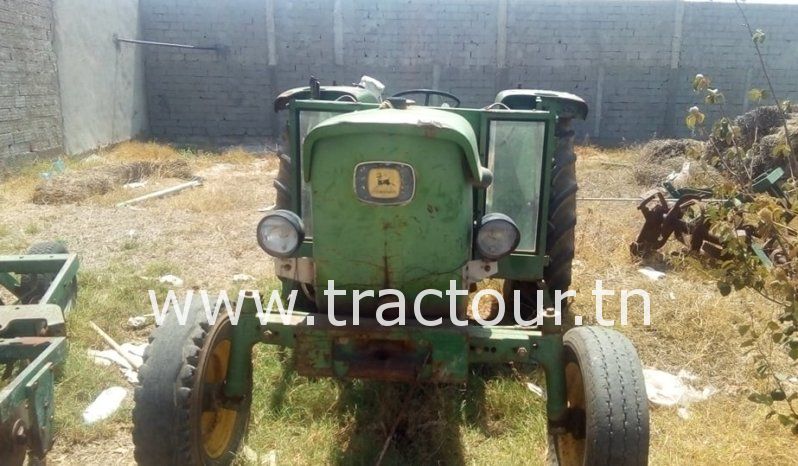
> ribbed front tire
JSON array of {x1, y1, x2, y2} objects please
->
[{"x1": 547, "y1": 327, "x2": 650, "y2": 466}]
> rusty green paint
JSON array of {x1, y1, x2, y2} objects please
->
[
  {"x1": 252, "y1": 308, "x2": 567, "y2": 418},
  {"x1": 295, "y1": 326, "x2": 468, "y2": 382},
  {"x1": 255, "y1": 94, "x2": 576, "y2": 425},
  {"x1": 224, "y1": 294, "x2": 262, "y2": 398},
  {"x1": 305, "y1": 109, "x2": 482, "y2": 316},
  {"x1": 0, "y1": 252, "x2": 79, "y2": 461},
  {"x1": 302, "y1": 107, "x2": 483, "y2": 185},
  {"x1": 287, "y1": 101, "x2": 555, "y2": 282},
  {"x1": 477, "y1": 110, "x2": 556, "y2": 280}
]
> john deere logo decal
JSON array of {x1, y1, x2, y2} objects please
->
[{"x1": 354, "y1": 162, "x2": 415, "y2": 205}]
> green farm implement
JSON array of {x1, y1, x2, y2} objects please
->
[
  {"x1": 0, "y1": 242, "x2": 78, "y2": 465},
  {"x1": 134, "y1": 79, "x2": 650, "y2": 465}
]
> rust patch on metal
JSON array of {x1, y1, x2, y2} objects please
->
[{"x1": 630, "y1": 193, "x2": 722, "y2": 256}]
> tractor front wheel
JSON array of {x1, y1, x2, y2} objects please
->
[
  {"x1": 133, "y1": 303, "x2": 252, "y2": 465},
  {"x1": 547, "y1": 327, "x2": 649, "y2": 466}
]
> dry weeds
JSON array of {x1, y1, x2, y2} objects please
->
[
  {"x1": 574, "y1": 146, "x2": 796, "y2": 463},
  {"x1": 631, "y1": 139, "x2": 725, "y2": 189},
  {"x1": 31, "y1": 160, "x2": 193, "y2": 205}
]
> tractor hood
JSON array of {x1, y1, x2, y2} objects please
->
[
  {"x1": 304, "y1": 106, "x2": 485, "y2": 317},
  {"x1": 303, "y1": 107, "x2": 489, "y2": 187}
]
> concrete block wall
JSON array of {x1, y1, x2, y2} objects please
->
[
  {"x1": 675, "y1": 2, "x2": 798, "y2": 135},
  {"x1": 0, "y1": 0, "x2": 146, "y2": 165},
  {"x1": 0, "y1": 0, "x2": 64, "y2": 164},
  {"x1": 5, "y1": 0, "x2": 798, "y2": 158},
  {"x1": 141, "y1": 0, "x2": 273, "y2": 141},
  {"x1": 137, "y1": 0, "x2": 795, "y2": 144},
  {"x1": 139, "y1": 0, "x2": 798, "y2": 145}
]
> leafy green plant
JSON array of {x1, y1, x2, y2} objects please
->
[
  {"x1": 705, "y1": 195, "x2": 798, "y2": 434},
  {"x1": 680, "y1": 2, "x2": 798, "y2": 434}
]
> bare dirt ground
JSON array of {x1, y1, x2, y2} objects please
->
[{"x1": 1, "y1": 142, "x2": 796, "y2": 465}]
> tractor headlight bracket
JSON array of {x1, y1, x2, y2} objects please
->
[
  {"x1": 257, "y1": 210, "x2": 305, "y2": 258},
  {"x1": 475, "y1": 213, "x2": 521, "y2": 261}
]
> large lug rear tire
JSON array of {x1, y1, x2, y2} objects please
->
[
  {"x1": 274, "y1": 152, "x2": 292, "y2": 211},
  {"x1": 506, "y1": 117, "x2": 578, "y2": 314},
  {"x1": 273, "y1": 152, "x2": 316, "y2": 309},
  {"x1": 18, "y1": 241, "x2": 70, "y2": 305},
  {"x1": 548, "y1": 327, "x2": 649, "y2": 466},
  {"x1": 133, "y1": 301, "x2": 252, "y2": 465}
]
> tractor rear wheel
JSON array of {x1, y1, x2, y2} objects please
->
[
  {"x1": 547, "y1": 327, "x2": 649, "y2": 466},
  {"x1": 505, "y1": 117, "x2": 578, "y2": 316},
  {"x1": 133, "y1": 302, "x2": 252, "y2": 465},
  {"x1": 273, "y1": 153, "x2": 317, "y2": 309},
  {"x1": 274, "y1": 152, "x2": 292, "y2": 211},
  {"x1": 18, "y1": 241, "x2": 69, "y2": 304}
]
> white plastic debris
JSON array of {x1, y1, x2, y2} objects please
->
[
  {"x1": 89, "y1": 342, "x2": 147, "y2": 384},
  {"x1": 123, "y1": 181, "x2": 147, "y2": 189},
  {"x1": 91, "y1": 356, "x2": 112, "y2": 367},
  {"x1": 666, "y1": 161, "x2": 692, "y2": 188},
  {"x1": 257, "y1": 203, "x2": 277, "y2": 212},
  {"x1": 88, "y1": 342, "x2": 146, "y2": 370},
  {"x1": 638, "y1": 267, "x2": 666, "y2": 281},
  {"x1": 241, "y1": 446, "x2": 277, "y2": 466},
  {"x1": 241, "y1": 446, "x2": 259, "y2": 464},
  {"x1": 127, "y1": 315, "x2": 149, "y2": 329},
  {"x1": 89, "y1": 349, "x2": 133, "y2": 370},
  {"x1": 82, "y1": 386, "x2": 128, "y2": 424},
  {"x1": 233, "y1": 273, "x2": 255, "y2": 283},
  {"x1": 159, "y1": 274, "x2": 184, "y2": 287},
  {"x1": 359, "y1": 75, "x2": 386, "y2": 100},
  {"x1": 122, "y1": 368, "x2": 139, "y2": 384},
  {"x1": 643, "y1": 368, "x2": 716, "y2": 416},
  {"x1": 124, "y1": 342, "x2": 147, "y2": 358},
  {"x1": 526, "y1": 382, "x2": 546, "y2": 399}
]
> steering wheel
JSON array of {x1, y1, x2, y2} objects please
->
[{"x1": 391, "y1": 89, "x2": 461, "y2": 108}]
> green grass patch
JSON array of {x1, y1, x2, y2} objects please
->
[
  {"x1": 242, "y1": 348, "x2": 548, "y2": 465},
  {"x1": 51, "y1": 260, "x2": 181, "y2": 442}
]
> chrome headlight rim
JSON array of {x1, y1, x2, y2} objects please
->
[
  {"x1": 257, "y1": 210, "x2": 305, "y2": 258},
  {"x1": 476, "y1": 213, "x2": 521, "y2": 261}
]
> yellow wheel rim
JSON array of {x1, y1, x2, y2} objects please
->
[
  {"x1": 200, "y1": 339, "x2": 238, "y2": 459},
  {"x1": 556, "y1": 360, "x2": 586, "y2": 466}
]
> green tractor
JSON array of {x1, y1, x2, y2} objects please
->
[{"x1": 132, "y1": 79, "x2": 649, "y2": 465}]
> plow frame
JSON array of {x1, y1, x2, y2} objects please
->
[{"x1": 0, "y1": 253, "x2": 78, "y2": 463}]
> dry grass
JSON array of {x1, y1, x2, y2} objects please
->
[
  {"x1": 574, "y1": 145, "x2": 796, "y2": 463},
  {"x1": 104, "y1": 140, "x2": 183, "y2": 163},
  {"x1": 31, "y1": 160, "x2": 193, "y2": 205},
  {"x1": 1, "y1": 141, "x2": 269, "y2": 208},
  {"x1": 0, "y1": 141, "x2": 796, "y2": 464}
]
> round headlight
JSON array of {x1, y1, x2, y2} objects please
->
[
  {"x1": 476, "y1": 213, "x2": 520, "y2": 260},
  {"x1": 257, "y1": 210, "x2": 305, "y2": 258}
]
